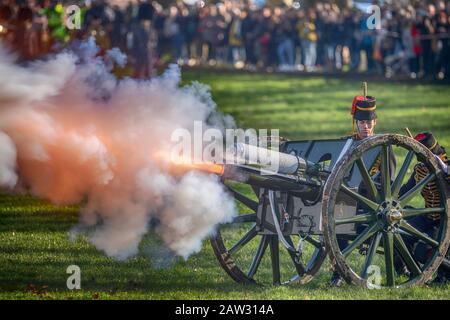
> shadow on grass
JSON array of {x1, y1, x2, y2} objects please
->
[{"x1": 0, "y1": 198, "x2": 263, "y2": 294}]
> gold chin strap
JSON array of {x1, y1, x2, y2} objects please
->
[
  {"x1": 352, "y1": 119, "x2": 356, "y2": 136},
  {"x1": 351, "y1": 119, "x2": 362, "y2": 140},
  {"x1": 429, "y1": 140, "x2": 438, "y2": 151}
]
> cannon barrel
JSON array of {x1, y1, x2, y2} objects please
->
[
  {"x1": 225, "y1": 143, "x2": 322, "y2": 199},
  {"x1": 230, "y1": 143, "x2": 314, "y2": 175},
  {"x1": 221, "y1": 163, "x2": 321, "y2": 199},
  {"x1": 169, "y1": 143, "x2": 322, "y2": 199}
]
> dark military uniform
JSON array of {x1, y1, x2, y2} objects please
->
[
  {"x1": 401, "y1": 162, "x2": 449, "y2": 220},
  {"x1": 348, "y1": 95, "x2": 396, "y2": 221},
  {"x1": 399, "y1": 132, "x2": 450, "y2": 281},
  {"x1": 332, "y1": 93, "x2": 395, "y2": 286}
]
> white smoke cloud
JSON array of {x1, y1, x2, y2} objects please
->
[
  {"x1": 0, "y1": 131, "x2": 17, "y2": 188},
  {"x1": 0, "y1": 39, "x2": 236, "y2": 260},
  {"x1": 158, "y1": 172, "x2": 236, "y2": 259}
]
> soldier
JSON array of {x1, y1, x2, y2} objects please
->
[
  {"x1": 398, "y1": 132, "x2": 450, "y2": 283},
  {"x1": 349, "y1": 93, "x2": 395, "y2": 180},
  {"x1": 330, "y1": 90, "x2": 396, "y2": 287}
]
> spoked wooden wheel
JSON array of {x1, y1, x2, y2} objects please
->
[
  {"x1": 211, "y1": 181, "x2": 326, "y2": 285},
  {"x1": 323, "y1": 134, "x2": 450, "y2": 288}
]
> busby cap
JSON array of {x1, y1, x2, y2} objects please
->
[
  {"x1": 414, "y1": 132, "x2": 445, "y2": 155},
  {"x1": 351, "y1": 96, "x2": 377, "y2": 121}
]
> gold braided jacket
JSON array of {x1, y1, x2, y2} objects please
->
[{"x1": 413, "y1": 153, "x2": 449, "y2": 220}]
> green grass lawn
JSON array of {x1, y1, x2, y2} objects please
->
[{"x1": 1, "y1": 72, "x2": 450, "y2": 300}]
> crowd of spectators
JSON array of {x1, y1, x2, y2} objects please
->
[{"x1": 0, "y1": 0, "x2": 449, "y2": 80}]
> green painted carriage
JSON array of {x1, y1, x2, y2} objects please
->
[{"x1": 210, "y1": 134, "x2": 450, "y2": 288}]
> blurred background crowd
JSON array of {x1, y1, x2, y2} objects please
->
[{"x1": 0, "y1": 0, "x2": 449, "y2": 80}]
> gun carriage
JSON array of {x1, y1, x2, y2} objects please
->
[{"x1": 207, "y1": 134, "x2": 450, "y2": 288}]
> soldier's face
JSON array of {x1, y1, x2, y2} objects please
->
[{"x1": 357, "y1": 120, "x2": 376, "y2": 139}]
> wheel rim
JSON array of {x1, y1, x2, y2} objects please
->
[
  {"x1": 323, "y1": 134, "x2": 450, "y2": 288},
  {"x1": 211, "y1": 181, "x2": 326, "y2": 286}
]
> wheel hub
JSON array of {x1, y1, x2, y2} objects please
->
[
  {"x1": 386, "y1": 209, "x2": 403, "y2": 224},
  {"x1": 379, "y1": 201, "x2": 403, "y2": 226}
]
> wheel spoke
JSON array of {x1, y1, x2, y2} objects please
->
[
  {"x1": 392, "y1": 150, "x2": 414, "y2": 198},
  {"x1": 399, "y1": 173, "x2": 436, "y2": 207},
  {"x1": 340, "y1": 184, "x2": 379, "y2": 212},
  {"x1": 361, "y1": 231, "x2": 382, "y2": 279},
  {"x1": 342, "y1": 223, "x2": 380, "y2": 257},
  {"x1": 228, "y1": 224, "x2": 257, "y2": 255},
  {"x1": 285, "y1": 236, "x2": 306, "y2": 275},
  {"x1": 247, "y1": 235, "x2": 269, "y2": 278},
  {"x1": 251, "y1": 186, "x2": 260, "y2": 198},
  {"x1": 269, "y1": 236, "x2": 281, "y2": 285},
  {"x1": 383, "y1": 232, "x2": 395, "y2": 287},
  {"x1": 335, "y1": 213, "x2": 376, "y2": 226},
  {"x1": 304, "y1": 235, "x2": 322, "y2": 249},
  {"x1": 402, "y1": 207, "x2": 445, "y2": 219},
  {"x1": 356, "y1": 158, "x2": 380, "y2": 202},
  {"x1": 399, "y1": 220, "x2": 439, "y2": 248},
  {"x1": 226, "y1": 186, "x2": 259, "y2": 212},
  {"x1": 381, "y1": 145, "x2": 392, "y2": 201},
  {"x1": 232, "y1": 213, "x2": 257, "y2": 224},
  {"x1": 393, "y1": 233, "x2": 422, "y2": 277},
  {"x1": 305, "y1": 247, "x2": 323, "y2": 271}
]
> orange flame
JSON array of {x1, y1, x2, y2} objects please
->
[
  {"x1": 153, "y1": 151, "x2": 225, "y2": 176},
  {"x1": 175, "y1": 162, "x2": 225, "y2": 176}
]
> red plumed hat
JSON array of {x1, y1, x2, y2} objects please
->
[{"x1": 351, "y1": 95, "x2": 377, "y2": 121}]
